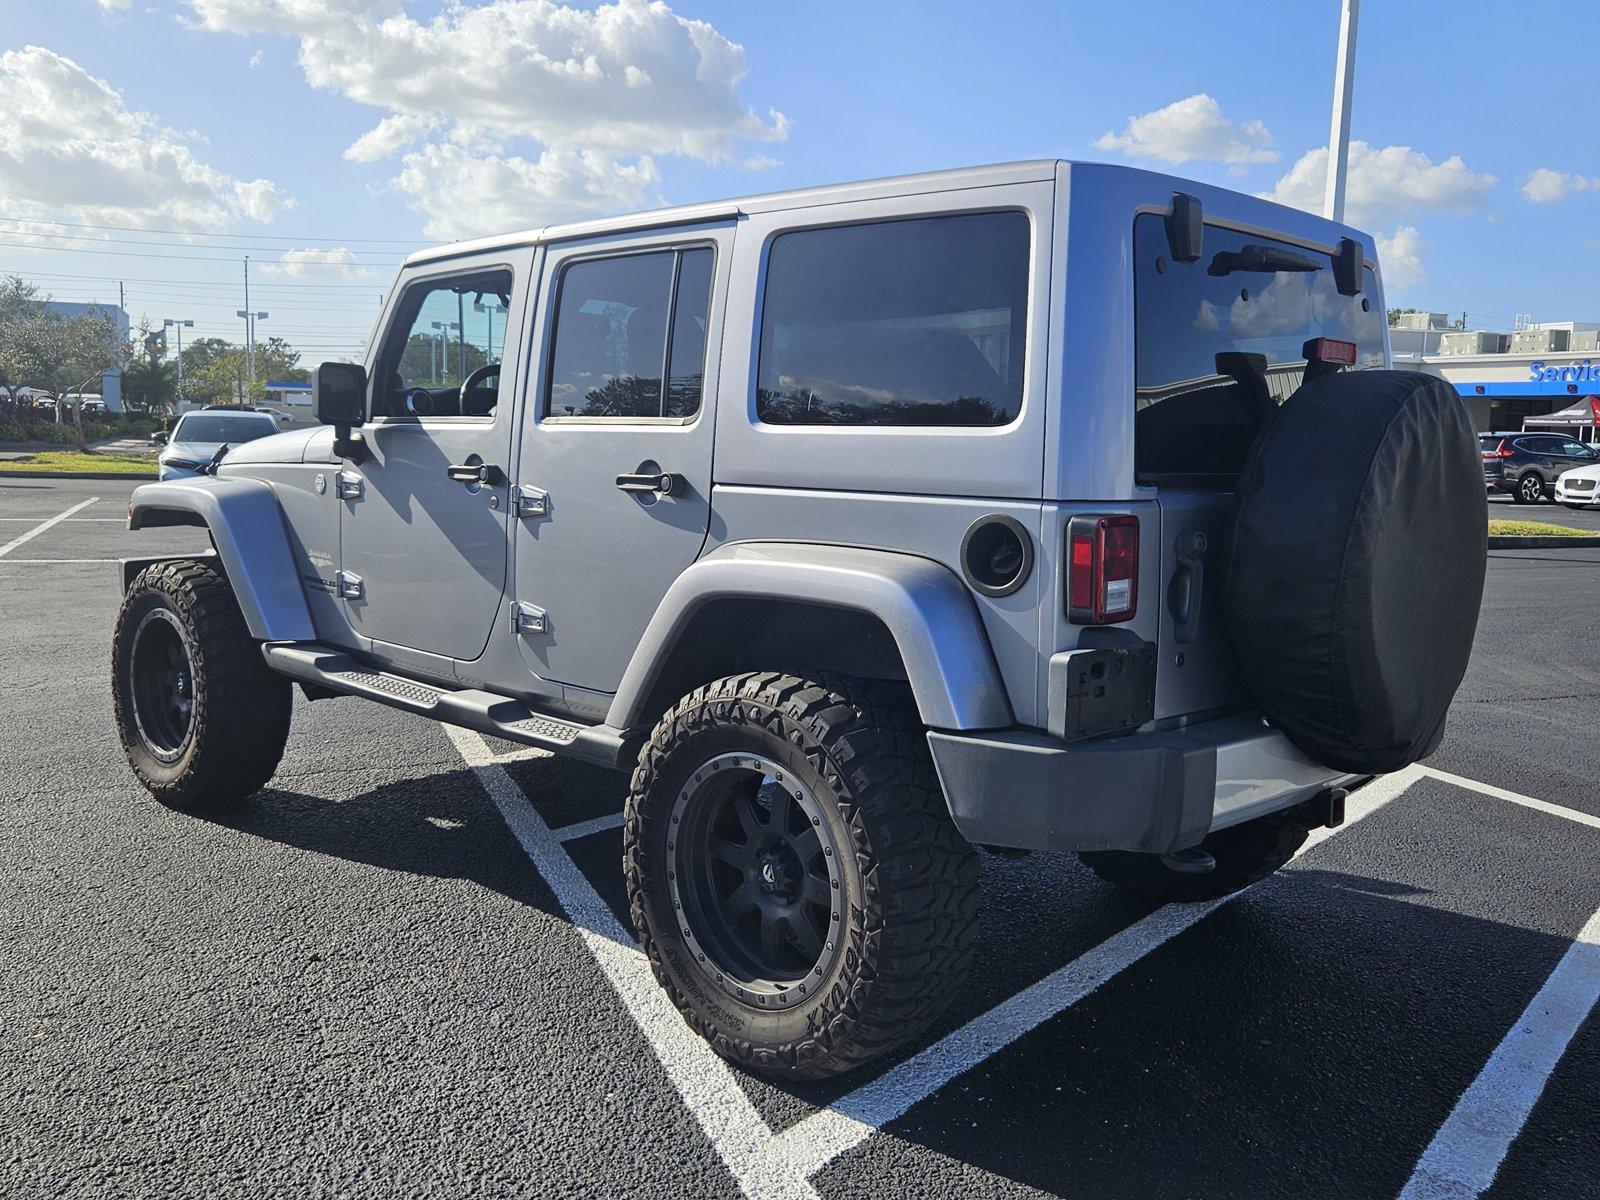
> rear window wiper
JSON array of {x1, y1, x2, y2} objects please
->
[{"x1": 1207, "y1": 244, "x2": 1323, "y2": 277}]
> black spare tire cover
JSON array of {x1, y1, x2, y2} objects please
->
[{"x1": 1224, "y1": 370, "x2": 1486, "y2": 775}]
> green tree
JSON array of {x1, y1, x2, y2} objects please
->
[
  {"x1": 0, "y1": 275, "x2": 44, "y2": 410},
  {"x1": 123, "y1": 356, "x2": 177, "y2": 412}
]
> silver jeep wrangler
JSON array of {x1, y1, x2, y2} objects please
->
[{"x1": 113, "y1": 160, "x2": 1486, "y2": 1080}]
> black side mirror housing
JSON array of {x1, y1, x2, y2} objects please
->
[{"x1": 313, "y1": 361, "x2": 368, "y2": 461}]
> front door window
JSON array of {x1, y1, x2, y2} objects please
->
[{"x1": 375, "y1": 269, "x2": 513, "y2": 419}]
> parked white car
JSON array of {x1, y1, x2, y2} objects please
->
[{"x1": 1555, "y1": 462, "x2": 1600, "y2": 509}]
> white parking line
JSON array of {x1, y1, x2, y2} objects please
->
[
  {"x1": 1419, "y1": 765, "x2": 1600, "y2": 831},
  {"x1": 767, "y1": 765, "x2": 1426, "y2": 1180},
  {"x1": 443, "y1": 725, "x2": 814, "y2": 1200},
  {"x1": 552, "y1": 812, "x2": 627, "y2": 842},
  {"x1": 1400, "y1": 905, "x2": 1600, "y2": 1200},
  {"x1": 447, "y1": 729, "x2": 1600, "y2": 1199},
  {"x1": 0, "y1": 516, "x2": 123, "y2": 522},
  {"x1": 0, "y1": 558, "x2": 120, "y2": 564},
  {"x1": 0, "y1": 497, "x2": 98, "y2": 559},
  {"x1": 447, "y1": 725, "x2": 1447, "y2": 1198}
]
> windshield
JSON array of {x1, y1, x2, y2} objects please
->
[
  {"x1": 171, "y1": 414, "x2": 278, "y2": 443},
  {"x1": 1133, "y1": 214, "x2": 1386, "y2": 484}
]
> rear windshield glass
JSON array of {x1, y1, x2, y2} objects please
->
[
  {"x1": 1133, "y1": 214, "x2": 1385, "y2": 485},
  {"x1": 172, "y1": 414, "x2": 278, "y2": 443}
]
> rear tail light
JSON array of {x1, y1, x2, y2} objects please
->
[
  {"x1": 1483, "y1": 440, "x2": 1514, "y2": 460},
  {"x1": 1067, "y1": 515, "x2": 1139, "y2": 624}
]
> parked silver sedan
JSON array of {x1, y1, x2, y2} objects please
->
[{"x1": 154, "y1": 410, "x2": 281, "y2": 480}]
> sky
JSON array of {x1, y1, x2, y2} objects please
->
[{"x1": 0, "y1": 0, "x2": 1594, "y2": 365}]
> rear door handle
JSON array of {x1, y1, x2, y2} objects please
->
[
  {"x1": 447, "y1": 462, "x2": 504, "y2": 485},
  {"x1": 615, "y1": 471, "x2": 683, "y2": 497}
]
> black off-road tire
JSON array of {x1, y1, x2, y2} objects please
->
[
  {"x1": 624, "y1": 671, "x2": 980, "y2": 1080},
  {"x1": 1077, "y1": 811, "x2": 1310, "y2": 903},
  {"x1": 112, "y1": 559, "x2": 292, "y2": 808}
]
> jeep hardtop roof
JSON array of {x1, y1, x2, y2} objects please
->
[{"x1": 403, "y1": 159, "x2": 1374, "y2": 271}]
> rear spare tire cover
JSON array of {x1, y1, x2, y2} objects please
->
[{"x1": 1224, "y1": 370, "x2": 1486, "y2": 775}]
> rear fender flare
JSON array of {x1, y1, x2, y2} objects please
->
[
  {"x1": 126, "y1": 477, "x2": 316, "y2": 642},
  {"x1": 608, "y1": 542, "x2": 1012, "y2": 732}
]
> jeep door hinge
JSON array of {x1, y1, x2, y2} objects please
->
[
  {"x1": 513, "y1": 485, "x2": 550, "y2": 519},
  {"x1": 336, "y1": 571, "x2": 364, "y2": 600},
  {"x1": 336, "y1": 471, "x2": 364, "y2": 501},
  {"x1": 511, "y1": 601, "x2": 547, "y2": 635}
]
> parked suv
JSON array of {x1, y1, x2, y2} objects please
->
[
  {"x1": 112, "y1": 161, "x2": 1486, "y2": 1080},
  {"x1": 1483, "y1": 431, "x2": 1600, "y2": 503}
]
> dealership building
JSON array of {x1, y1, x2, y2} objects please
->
[{"x1": 1390, "y1": 312, "x2": 1600, "y2": 440}]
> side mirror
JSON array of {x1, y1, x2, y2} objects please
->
[
  {"x1": 313, "y1": 361, "x2": 368, "y2": 461},
  {"x1": 150, "y1": 430, "x2": 169, "y2": 445}
]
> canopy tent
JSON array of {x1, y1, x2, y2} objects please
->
[{"x1": 1525, "y1": 396, "x2": 1600, "y2": 429}]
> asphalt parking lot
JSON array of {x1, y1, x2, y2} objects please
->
[{"x1": 4, "y1": 477, "x2": 1599, "y2": 1200}]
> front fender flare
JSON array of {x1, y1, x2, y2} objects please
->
[
  {"x1": 608, "y1": 542, "x2": 1012, "y2": 732},
  {"x1": 127, "y1": 477, "x2": 316, "y2": 642}
]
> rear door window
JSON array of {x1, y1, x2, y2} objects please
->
[
  {"x1": 1133, "y1": 214, "x2": 1386, "y2": 485},
  {"x1": 545, "y1": 247, "x2": 713, "y2": 420}
]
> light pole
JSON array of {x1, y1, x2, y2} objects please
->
[
  {"x1": 163, "y1": 318, "x2": 194, "y2": 411},
  {"x1": 236, "y1": 306, "x2": 268, "y2": 390},
  {"x1": 431, "y1": 320, "x2": 460, "y2": 380},
  {"x1": 1323, "y1": 0, "x2": 1360, "y2": 223},
  {"x1": 474, "y1": 298, "x2": 507, "y2": 362}
]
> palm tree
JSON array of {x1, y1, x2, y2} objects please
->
[{"x1": 123, "y1": 357, "x2": 177, "y2": 414}]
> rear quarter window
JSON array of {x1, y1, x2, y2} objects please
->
[{"x1": 756, "y1": 211, "x2": 1029, "y2": 427}]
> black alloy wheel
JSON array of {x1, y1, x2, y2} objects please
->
[
  {"x1": 669, "y1": 752, "x2": 844, "y2": 1004},
  {"x1": 128, "y1": 607, "x2": 196, "y2": 761}
]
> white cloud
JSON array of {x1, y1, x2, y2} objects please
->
[
  {"x1": 1095, "y1": 94, "x2": 1277, "y2": 167},
  {"x1": 182, "y1": 0, "x2": 396, "y2": 35},
  {"x1": 742, "y1": 154, "x2": 782, "y2": 172},
  {"x1": 182, "y1": 0, "x2": 785, "y2": 238},
  {"x1": 1521, "y1": 168, "x2": 1595, "y2": 204},
  {"x1": 248, "y1": 49, "x2": 262, "y2": 70},
  {"x1": 343, "y1": 113, "x2": 440, "y2": 164},
  {"x1": 260, "y1": 246, "x2": 374, "y2": 281},
  {"x1": 391, "y1": 144, "x2": 660, "y2": 242},
  {"x1": 0, "y1": 45, "x2": 291, "y2": 230},
  {"x1": 94, "y1": 0, "x2": 132, "y2": 9},
  {"x1": 1376, "y1": 226, "x2": 1427, "y2": 292},
  {"x1": 1263, "y1": 141, "x2": 1495, "y2": 225}
]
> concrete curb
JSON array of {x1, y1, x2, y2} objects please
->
[
  {"x1": 1488, "y1": 534, "x2": 1600, "y2": 548},
  {"x1": 0, "y1": 470, "x2": 156, "y2": 481}
]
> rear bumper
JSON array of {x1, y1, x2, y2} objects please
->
[{"x1": 928, "y1": 712, "x2": 1359, "y2": 855}]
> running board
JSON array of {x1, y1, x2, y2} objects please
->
[{"x1": 261, "y1": 644, "x2": 631, "y2": 770}]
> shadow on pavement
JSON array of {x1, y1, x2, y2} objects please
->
[{"x1": 200, "y1": 767, "x2": 565, "y2": 915}]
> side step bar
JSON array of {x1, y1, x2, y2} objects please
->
[{"x1": 261, "y1": 644, "x2": 632, "y2": 770}]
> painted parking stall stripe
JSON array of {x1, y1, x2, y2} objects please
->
[
  {"x1": 1400, "y1": 905, "x2": 1600, "y2": 1200},
  {"x1": 1419, "y1": 765, "x2": 1600, "y2": 832},
  {"x1": 768, "y1": 765, "x2": 1427, "y2": 1180},
  {"x1": 448, "y1": 725, "x2": 1600, "y2": 1200},
  {"x1": 0, "y1": 497, "x2": 98, "y2": 559},
  {"x1": 442, "y1": 727, "x2": 819, "y2": 1200},
  {"x1": 448, "y1": 720, "x2": 1441, "y2": 1200}
]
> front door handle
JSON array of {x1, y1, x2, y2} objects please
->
[
  {"x1": 447, "y1": 462, "x2": 504, "y2": 485},
  {"x1": 616, "y1": 471, "x2": 683, "y2": 497}
]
